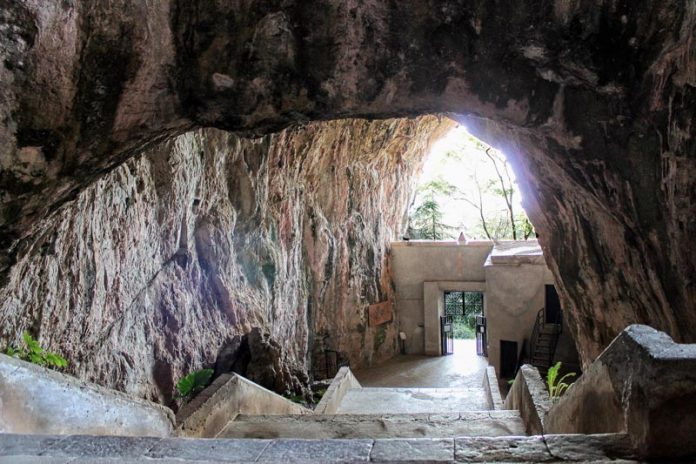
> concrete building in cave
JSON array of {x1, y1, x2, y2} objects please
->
[{"x1": 392, "y1": 239, "x2": 579, "y2": 379}]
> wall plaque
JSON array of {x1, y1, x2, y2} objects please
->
[{"x1": 368, "y1": 301, "x2": 392, "y2": 326}]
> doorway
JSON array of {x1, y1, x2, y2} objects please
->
[
  {"x1": 443, "y1": 291, "x2": 486, "y2": 356},
  {"x1": 500, "y1": 340, "x2": 519, "y2": 378},
  {"x1": 545, "y1": 285, "x2": 562, "y2": 325}
]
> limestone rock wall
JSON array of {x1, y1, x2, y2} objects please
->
[
  {"x1": 0, "y1": 117, "x2": 449, "y2": 403},
  {"x1": 1, "y1": 1, "x2": 694, "y2": 372}
]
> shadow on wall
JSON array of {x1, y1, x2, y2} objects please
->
[{"x1": 211, "y1": 329, "x2": 309, "y2": 403}]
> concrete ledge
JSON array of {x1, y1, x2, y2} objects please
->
[
  {"x1": 544, "y1": 324, "x2": 696, "y2": 459},
  {"x1": 482, "y1": 366, "x2": 504, "y2": 410},
  {"x1": 504, "y1": 364, "x2": 550, "y2": 435},
  {"x1": 314, "y1": 366, "x2": 361, "y2": 415},
  {"x1": 177, "y1": 373, "x2": 311, "y2": 438},
  {"x1": 391, "y1": 240, "x2": 493, "y2": 248},
  {"x1": 0, "y1": 432, "x2": 638, "y2": 462},
  {"x1": 0, "y1": 353, "x2": 174, "y2": 436}
]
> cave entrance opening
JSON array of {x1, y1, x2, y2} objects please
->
[
  {"x1": 393, "y1": 121, "x2": 578, "y2": 381},
  {"x1": 407, "y1": 124, "x2": 535, "y2": 242}
]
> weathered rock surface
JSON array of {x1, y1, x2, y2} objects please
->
[
  {"x1": 0, "y1": 117, "x2": 449, "y2": 403},
  {"x1": 1, "y1": 2, "x2": 694, "y2": 369}
]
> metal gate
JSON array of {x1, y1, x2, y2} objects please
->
[
  {"x1": 444, "y1": 291, "x2": 485, "y2": 356},
  {"x1": 440, "y1": 315, "x2": 454, "y2": 355},
  {"x1": 476, "y1": 315, "x2": 487, "y2": 356}
]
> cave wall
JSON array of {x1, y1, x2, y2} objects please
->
[
  {"x1": 1, "y1": 1, "x2": 694, "y2": 369},
  {"x1": 0, "y1": 117, "x2": 449, "y2": 402}
]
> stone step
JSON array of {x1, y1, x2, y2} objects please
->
[
  {"x1": 0, "y1": 432, "x2": 637, "y2": 463},
  {"x1": 335, "y1": 387, "x2": 489, "y2": 414},
  {"x1": 217, "y1": 411, "x2": 526, "y2": 439}
]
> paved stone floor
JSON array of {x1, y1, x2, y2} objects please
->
[
  {"x1": 336, "y1": 387, "x2": 489, "y2": 414},
  {"x1": 354, "y1": 339, "x2": 488, "y2": 388}
]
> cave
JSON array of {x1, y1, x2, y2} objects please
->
[{"x1": 0, "y1": 1, "x2": 694, "y2": 461}]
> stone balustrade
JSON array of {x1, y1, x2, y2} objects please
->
[{"x1": 544, "y1": 324, "x2": 696, "y2": 459}]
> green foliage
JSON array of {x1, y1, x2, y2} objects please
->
[
  {"x1": 546, "y1": 362, "x2": 576, "y2": 400},
  {"x1": 452, "y1": 322, "x2": 475, "y2": 339},
  {"x1": 175, "y1": 368, "x2": 214, "y2": 400},
  {"x1": 282, "y1": 389, "x2": 307, "y2": 405},
  {"x1": 373, "y1": 325, "x2": 387, "y2": 350},
  {"x1": 4, "y1": 331, "x2": 68, "y2": 369},
  {"x1": 288, "y1": 393, "x2": 305, "y2": 404},
  {"x1": 315, "y1": 388, "x2": 328, "y2": 400},
  {"x1": 521, "y1": 216, "x2": 536, "y2": 239},
  {"x1": 408, "y1": 178, "x2": 458, "y2": 240},
  {"x1": 445, "y1": 291, "x2": 481, "y2": 339},
  {"x1": 419, "y1": 178, "x2": 458, "y2": 197}
]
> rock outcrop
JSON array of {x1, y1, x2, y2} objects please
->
[
  {"x1": 0, "y1": 117, "x2": 450, "y2": 403},
  {"x1": 1, "y1": 2, "x2": 694, "y2": 371}
]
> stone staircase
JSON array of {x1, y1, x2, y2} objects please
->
[
  {"x1": 207, "y1": 366, "x2": 525, "y2": 442},
  {"x1": 159, "y1": 362, "x2": 525, "y2": 444},
  {"x1": 528, "y1": 308, "x2": 562, "y2": 374},
  {"x1": 218, "y1": 411, "x2": 525, "y2": 439},
  {"x1": 0, "y1": 351, "x2": 641, "y2": 463},
  {"x1": 4, "y1": 324, "x2": 693, "y2": 462}
]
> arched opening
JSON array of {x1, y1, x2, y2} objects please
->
[
  {"x1": 408, "y1": 125, "x2": 533, "y2": 242},
  {"x1": 387, "y1": 123, "x2": 580, "y2": 385}
]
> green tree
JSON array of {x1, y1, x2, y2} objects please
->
[
  {"x1": 408, "y1": 179, "x2": 458, "y2": 240},
  {"x1": 455, "y1": 142, "x2": 535, "y2": 240}
]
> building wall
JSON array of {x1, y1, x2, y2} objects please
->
[
  {"x1": 391, "y1": 240, "x2": 574, "y2": 377},
  {"x1": 391, "y1": 241, "x2": 493, "y2": 354},
  {"x1": 484, "y1": 262, "x2": 555, "y2": 376}
]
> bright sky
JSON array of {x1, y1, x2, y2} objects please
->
[{"x1": 412, "y1": 125, "x2": 527, "y2": 239}]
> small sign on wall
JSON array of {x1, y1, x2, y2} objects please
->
[{"x1": 368, "y1": 301, "x2": 393, "y2": 326}]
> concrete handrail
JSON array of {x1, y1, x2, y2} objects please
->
[
  {"x1": 177, "y1": 373, "x2": 312, "y2": 438},
  {"x1": 504, "y1": 364, "x2": 550, "y2": 435},
  {"x1": 314, "y1": 366, "x2": 361, "y2": 415},
  {"x1": 544, "y1": 324, "x2": 696, "y2": 460},
  {"x1": 0, "y1": 353, "x2": 174, "y2": 436},
  {"x1": 482, "y1": 366, "x2": 504, "y2": 410}
]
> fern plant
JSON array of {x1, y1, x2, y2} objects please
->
[
  {"x1": 4, "y1": 331, "x2": 68, "y2": 369},
  {"x1": 546, "y1": 361, "x2": 576, "y2": 400},
  {"x1": 175, "y1": 368, "x2": 214, "y2": 400}
]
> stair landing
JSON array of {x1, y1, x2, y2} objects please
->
[{"x1": 336, "y1": 387, "x2": 489, "y2": 414}]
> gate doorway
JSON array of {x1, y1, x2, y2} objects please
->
[{"x1": 443, "y1": 291, "x2": 486, "y2": 356}]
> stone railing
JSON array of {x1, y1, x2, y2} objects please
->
[
  {"x1": 314, "y1": 366, "x2": 362, "y2": 414},
  {"x1": 177, "y1": 373, "x2": 312, "y2": 437},
  {"x1": 0, "y1": 353, "x2": 174, "y2": 436},
  {"x1": 482, "y1": 366, "x2": 504, "y2": 410},
  {"x1": 544, "y1": 324, "x2": 696, "y2": 460},
  {"x1": 504, "y1": 364, "x2": 550, "y2": 435}
]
